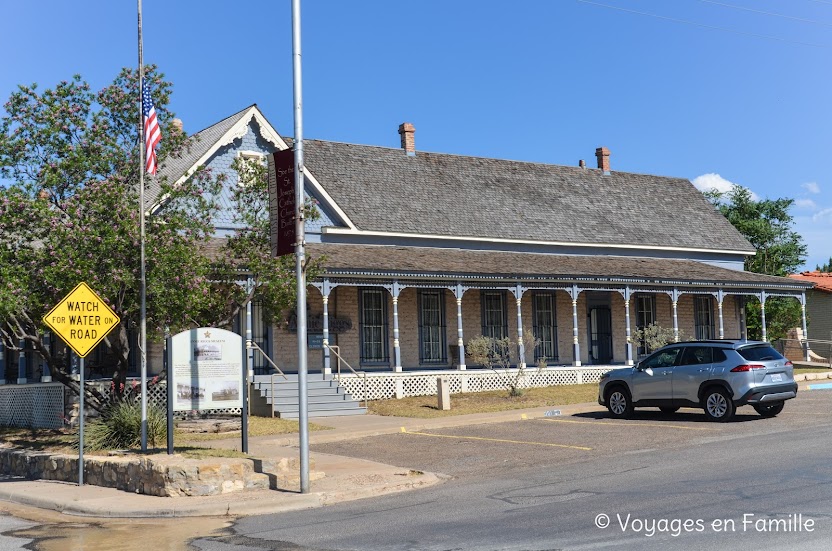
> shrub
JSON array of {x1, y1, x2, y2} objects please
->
[
  {"x1": 83, "y1": 401, "x2": 167, "y2": 451},
  {"x1": 632, "y1": 323, "x2": 686, "y2": 355}
]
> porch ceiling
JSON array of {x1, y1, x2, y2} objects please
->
[{"x1": 306, "y1": 243, "x2": 813, "y2": 291}]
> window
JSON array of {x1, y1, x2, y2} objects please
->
[
  {"x1": 480, "y1": 291, "x2": 507, "y2": 340},
  {"x1": 234, "y1": 302, "x2": 272, "y2": 375},
  {"x1": 694, "y1": 296, "x2": 715, "y2": 340},
  {"x1": 359, "y1": 288, "x2": 389, "y2": 364},
  {"x1": 418, "y1": 290, "x2": 447, "y2": 364},
  {"x1": 680, "y1": 346, "x2": 713, "y2": 365},
  {"x1": 642, "y1": 347, "x2": 682, "y2": 369},
  {"x1": 635, "y1": 294, "x2": 656, "y2": 356},
  {"x1": 532, "y1": 292, "x2": 558, "y2": 363},
  {"x1": 236, "y1": 151, "x2": 265, "y2": 187}
]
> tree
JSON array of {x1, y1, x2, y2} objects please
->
[
  {"x1": 705, "y1": 185, "x2": 807, "y2": 342},
  {"x1": 0, "y1": 68, "x2": 311, "y2": 412},
  {"x1": 816, "y1": 257, "x2": 832, "y2": 273}
]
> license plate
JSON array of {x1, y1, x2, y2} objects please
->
[{"x1": 771, "y1": 374, "x2": 783, "y2": 383}]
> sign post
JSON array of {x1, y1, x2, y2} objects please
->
[{"x1": 42, "y1": 282, "x2": 120, "y2": 486}]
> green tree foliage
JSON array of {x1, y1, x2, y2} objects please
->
[
  {"x1": 706, "y1": 185, "x2": 807, "y2": 342},
  {"x1": 0, "y1": 68, "x2": 312, "y2": 411},
  {"x1": 815, "y1": 257, "x2": 832, "y2": 273}
]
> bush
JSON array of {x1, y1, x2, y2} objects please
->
[{"x1": 83, "y1": 401, "x2": 167, "y2": 451}]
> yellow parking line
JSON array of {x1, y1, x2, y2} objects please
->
[
  {"x1": 539, "y1": 418, "x2": 717, "y2": 431},
  {"x1": 402, "y1": 429, "x2": 592, "y2": 451}
]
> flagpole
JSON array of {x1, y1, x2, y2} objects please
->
[
  {"x1": 292, "y1": 0, "x2": 310, "y2": 494},
  {"x1": 137, "y1": 0, "x2": 149, "y2": 452}
]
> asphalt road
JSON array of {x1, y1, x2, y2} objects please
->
[
  {"x1": 191, "y1": 389, "x2": 832, "y2": 551},
  {"x1": 0, "y1": 515, "x2": 33, "y2": 551}
]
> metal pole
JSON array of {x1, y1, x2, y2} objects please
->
[
  {"x1": 243, "y1": 292, "x2": 252, "y2": 454},
  {"x1": 292, "y1": 0, "x2": 310, "y2": 494},
  {"x1": 137, "y1": 0, "x2": 148, "y2": 453},
  {"x1": 78, "y1": 355, "x2": 85, "y2": 486},
  {"x1": 166, "y1": 336, "x2": 173, "y2": 454}
]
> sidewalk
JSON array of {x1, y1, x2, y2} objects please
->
[
  {"x1": 0, "y1": 401, "x2": 600, "y2": 519},
  {"x1": 1, "y1": 384, "x2": 824, "y2": 519}
]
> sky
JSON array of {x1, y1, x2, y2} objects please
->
[{"x1": 2, "y1": 0, "x2": 831, "y2": 271}]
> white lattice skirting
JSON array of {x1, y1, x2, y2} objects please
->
[
  {"x1": 338, "y1": 367, "x2": 609, "y2": 401},
  {"x1": 0, "y1": 383, "x2": 65, "y2": 429}
]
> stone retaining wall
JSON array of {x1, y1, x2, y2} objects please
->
[{"x1": 0, "y1": 447, "x2": 276, "y2": 497}]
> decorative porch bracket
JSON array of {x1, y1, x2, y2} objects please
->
[
  {"x1": 321, "y1": 278, "x2": 332, "y2": 375},
  {"x1": 453, "y1": 283, "x2": 467, "y2": 370},
  {"x1": 760, "y1": 290, "x2": 768, "y2": 342},
  {"x1": 510, "y1": 283, "x2": 527, "y2": 369},
  {"x1": 391, "y1": 281, "x2": 402, "y2": 372},
  {"x1": 615, "y1": 287, "x2": 634, "y2": 366},
  {"x1": 567, "y1": 285, "x2": 582, "y2": 366}
]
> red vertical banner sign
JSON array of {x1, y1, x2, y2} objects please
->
[{"x1": 268, "y1": 149, "x2": 297, "y2": 257}]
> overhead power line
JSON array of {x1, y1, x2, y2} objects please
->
[
  {"x1": 700, "y1": 0, "x2": 832, "y2": 27},
  {"x1": 576, "y1": 0, "x2": 827, "y2": 48}
]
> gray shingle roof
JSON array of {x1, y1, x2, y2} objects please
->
[
  {"x1": 145, "y1": 105, "x2": 256, "y2": 209},
  {"x1": 306, "y1": 243, "x2": 810, "y2": 289},
  {"x1": 302, "y1": 141, "x2": 754, "y2": 253}
]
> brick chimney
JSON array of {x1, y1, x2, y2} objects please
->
[
  {"x1": 595, "y1": 147, "x2": 610, "y2": 174},
  {"x1": 398, "y1": 122, "x2": 415, "y2": 156}
]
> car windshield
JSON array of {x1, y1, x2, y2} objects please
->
[{"x1": 737, "y1": 345, "x2": 784, "y2": 362}]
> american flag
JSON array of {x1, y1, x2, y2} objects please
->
[{"x1": 141, "y1": 80, "x2": 162, "y2": 175}]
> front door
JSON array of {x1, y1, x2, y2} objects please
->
[{"x1": 588, "y1": 307, "x2": 613, "y2": 364}]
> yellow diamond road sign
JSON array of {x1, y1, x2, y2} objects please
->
[{"x1": 42, "y1": 282, "x2": 120, "y2": 358}]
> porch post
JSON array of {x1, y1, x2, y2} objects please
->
[
  {"x1": 17, "y1": 339, "x2": 27, "y2": 384},
  {"x1": 717, "y1": 290, "x2": 725, "y2": 340},
  {"x1": 624, "y1": 286, "x2": 633, "y2": 366},
  {"x1": 671, "y1": 288, "x2": 680, "y2": 343},
  {"x1": 321, "y1": 279, "x2": 331, "y2": 376},
  {"x1": 570, "y1": 285, "x2": 581, "y2": 367},
  {"x1": 514, "y1": 283, "x2": 526, "y2": 369},
  {"x1": 391, "y1": 281, "x2": 402, "y2": 372},
  {"x1": 801, "y1": 292, "x2": 810, "y2": 361},
  {"x1": 41, "y1": 332, "x2": 52, "y2": 382},
  {"x1": 455, "y1": 283, "x2": 466, "y2": 370},
  {"x1": 760, "y1": 291, "x2": 768, "y2": 342},
  {"x1": 0, "y1": 342, "x2": 5, "y2": 384}
]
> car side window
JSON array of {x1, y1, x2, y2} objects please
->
[
  {"x1": 680, "y1": 346, "x2": 712, "y2": 365},
  {"x1": 713, "y1": 349, "x2": 728, "y2": 363},
  {"x1": 643, "y1": 347, "x2": 682, "y2": 369}
]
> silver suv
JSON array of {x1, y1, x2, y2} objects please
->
[{"x1": 598, "y1": 340, "x2": 797, "y2": 422}]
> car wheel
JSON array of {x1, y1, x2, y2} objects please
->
[
  {"x1": 753, "y1": 401, "x2": 785, "y2": 418},
  {"x1": 606, "y1": 387, "x2": 633, "y2": 419},
  {"x1": 659, "y1": 406, "x2": 680, "y2": 414},
  {"x1": 702, "y1": 387, "x2": 735, "y2": 422}
]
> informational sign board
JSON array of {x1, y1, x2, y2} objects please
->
[
  {"x1": 308, "y1": 333, "x2": 324, "y2": 349},
  {"x1": 169, "y1": 327, "x2": 243, "y2": 411},
  {"x1": 267, "y1": 148, "x2": 296, "y2": 257},
  {"x1": 42, "y1": 282, "x2": 120, "y2": 357}
]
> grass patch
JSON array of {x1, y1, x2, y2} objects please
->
[
  {"x1": 174, "y1": 447, "x2": 251, "y2": 459},
  {"x1": 175, "y1": 416, "x2": 331, "y2": 442},
  {"x1": 367, "y1": 384, "x2": 599, "y2": 418},
  {"x1": 0, "y1": 426, "x2": 76, "y2": 453},
  {"x1": 794, "y1": 367, "x2": 832, "y2": 375}
]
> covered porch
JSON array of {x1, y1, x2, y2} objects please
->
[{"x1": 268, "y1": 244, "x2": 813, "y2": 375}]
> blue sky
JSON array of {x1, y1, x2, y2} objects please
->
[{"x1": 2, "y1": 0, "x2": 830, "y2": 270}]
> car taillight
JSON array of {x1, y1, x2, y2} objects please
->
[
  {"x1": 730, "y1": 364, "x2": 766, "y2": 372},
  {"x1": 784, "y1": 361, "x2": 793, "y2": 367}
]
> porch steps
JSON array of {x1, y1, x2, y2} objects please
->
[{"x1": 250, "y1": 374, "x2": 366, "y2": 419}]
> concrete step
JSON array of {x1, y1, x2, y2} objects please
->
[
  {"x1": 265, "y1": 394, "x2": 357, "y2": 405},
  {"x1": 253, "y1": 380, "x2": 341, "y2": 391},
  {"x1": 252, "y1": 374, "x2": 334, "y2": 383},
  {"x1": 256, "y1": 386, "x2": 346, "y2": 398},
  {"x1": 278, "y1": 407, "x2": 368, "y2": 419}
]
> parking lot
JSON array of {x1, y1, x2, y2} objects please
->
[{"x1": 312, "y1": 387, "x2": 832, "y2": 479}]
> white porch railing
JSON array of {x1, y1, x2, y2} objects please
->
[{"x1": 336, "y1": 366, "x2": 610, "y2": 401}]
